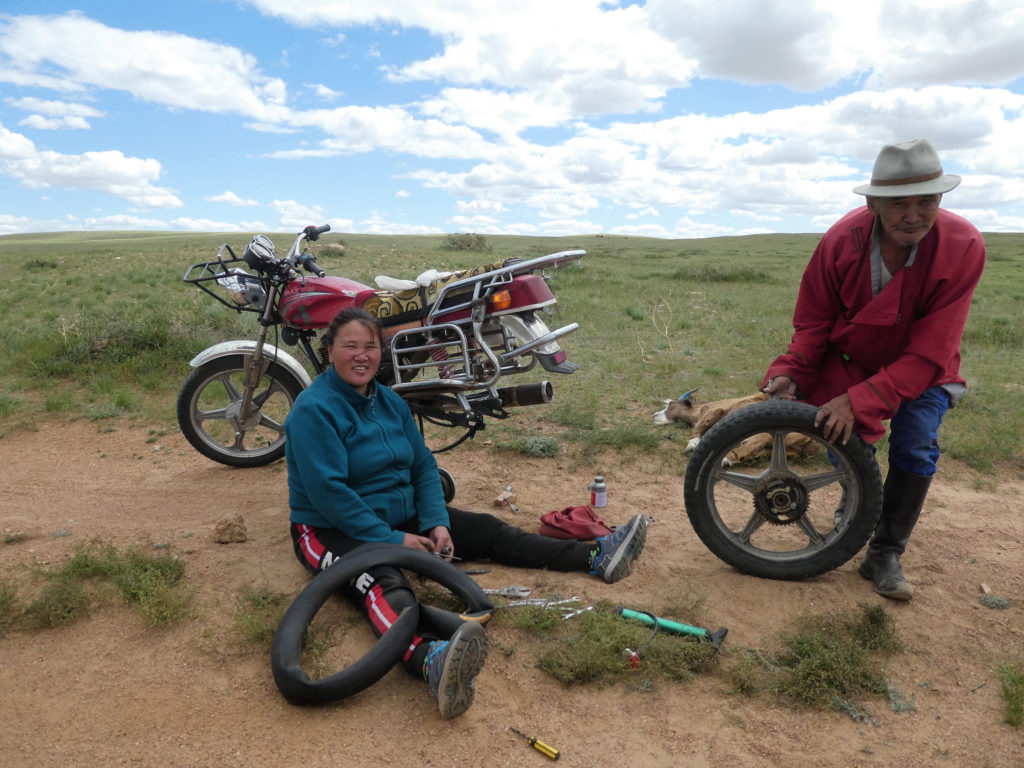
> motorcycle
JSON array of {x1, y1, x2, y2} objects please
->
[{"x1": 176, "y1": 224, "x2": 583, "y2": 489}]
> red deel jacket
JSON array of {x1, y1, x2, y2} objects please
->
[{"x1": 764, "y1": 206, "x2": 985, "y2": 442}]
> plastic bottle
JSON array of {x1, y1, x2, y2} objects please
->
[{"x1": 589, "y1": 476, "x2": 607, "y2": 508}]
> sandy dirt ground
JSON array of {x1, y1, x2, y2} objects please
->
[{"x1": 1, "y1": 419, "x2": 1022, "y2": 768}]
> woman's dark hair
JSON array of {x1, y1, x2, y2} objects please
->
[{"x1": 320, "y1": 307, "x2": 382, "y2": 359}]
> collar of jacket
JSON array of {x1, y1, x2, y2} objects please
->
[{"x1": 324, "y1": 366, "x2": 377, "y2": 410}]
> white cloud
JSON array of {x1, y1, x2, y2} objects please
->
[
  {"x1": 19, "y1": 115, "x2": 91, "y2": 130},
  {"x1": 0, "y1": 12, "x2": 288, "y2": 119},
  {"x1": 172, "y1": 217, "x2": 256, "y2": 232},
  {"x1": 207, "y1": 191, "x2": 260, "y2": 206},
  {"x1": 448, "y1": 214, "x2": 500, "y2": 230},
  {"x1": 271, "y1": 198, "x2": 353, "y2": 232},
  {"x1": 626, "y1": 206, "x2": 659, "y2": 220},
  {"x1": 357, "y1": 212, "x2": 441, "y2": 235},
  {"x1": 0, "y1": 123, "x2": 182, "y2": 208},
  {"x1": 455, "y1": 199, "x2": 505, "y2": 214},
  {"x1": 306, "y1": 83, "x2": 343, "y2": 100},
  {"x1": 287, "y1": 105, "x2": 492, "y2": 159},
  {"x1": 7, "y1": 97, "x2": 104, "y2": 118}
]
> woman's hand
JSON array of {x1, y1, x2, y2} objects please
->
[
  {"x1": 427, "y1": 526, "x2": 455, "y2": 562},
  {"x1": 814, "y1": 393, "x2": 855, "y2": 444},
  {"x1": 402, "y1": 532, "x2": 435, "y2": 553}
]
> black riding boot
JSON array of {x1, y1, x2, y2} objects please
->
[{"x1": 858, "y1": 466, "x2": 932, "y2": 600}]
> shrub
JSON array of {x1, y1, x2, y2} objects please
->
[{"x1": 443, "y1": 233, "x2": 489, "y2": 251}]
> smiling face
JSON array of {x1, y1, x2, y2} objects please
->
[
  {"x1": 328, "y1": 320, "x2": 382, "y2": 395},
  {"x1": 867, "y1": 194, "x2": 942, "y2": 250}
]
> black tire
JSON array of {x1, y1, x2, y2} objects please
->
[
  {"x1": 177, "y1": 354, "x2": 306, "y2": 468},
  {"x1": 683, "y1": 400, "x2": 882, "y2": 580},
  {"x1": 438, "y1": 467, "x2": 456, "y2": 503},
  {"x1": 271, "y1": 544, "x2": 494, "y2": 705}
]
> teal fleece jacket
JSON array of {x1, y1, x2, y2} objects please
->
[{"x1": 284, "y1": 367, "x2": 450, "y2": 544}]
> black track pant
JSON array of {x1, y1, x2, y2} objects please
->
[{"x1": 291, "y1": 507, "x2": 593, "y2": 677}]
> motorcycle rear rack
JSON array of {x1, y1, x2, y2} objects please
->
[
  {"x1": 424, "y1": 249, "x2": 584, "y2": 326},
  {"x1": 388, "y1": 318, "x2": 577, "y2": 398}
]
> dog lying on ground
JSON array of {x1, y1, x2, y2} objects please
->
[{"x1": 653, "y1": 389, "x2": 816, "y2": 465}]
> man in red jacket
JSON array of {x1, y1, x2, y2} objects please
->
[{"x1": 763, "y1": 139, "x2": 985, "y2": 600}]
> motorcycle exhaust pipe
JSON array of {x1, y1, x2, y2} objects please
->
[{"x1": 497, "y1": 381, "x2": 554, "y2": 407}]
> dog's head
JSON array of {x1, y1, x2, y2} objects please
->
[{"x1": 652, "y1": 387, "x2": 700, "y2": 425}]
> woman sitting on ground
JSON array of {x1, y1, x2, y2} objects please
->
[{"x1": 284, "y1": 307, "x2": 647, "y2": 719}]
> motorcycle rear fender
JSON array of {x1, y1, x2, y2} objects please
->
[{"x1": 188, "y1": 341, "x2": 314, "y2": 389}]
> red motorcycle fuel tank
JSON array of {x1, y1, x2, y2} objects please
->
[{"x1": 279, "y1": 276, "x2": 377, "y2": 329}]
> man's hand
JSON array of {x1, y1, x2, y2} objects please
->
[
  {"x1": 814, "y1": 393, "x2": 855, "y2": 445},
  {"x1": 763, "y1": 375, "x2": 797, "y2": 400}
]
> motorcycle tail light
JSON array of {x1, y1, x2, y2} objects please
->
[{"x1": 490, "y1": 289, "x2": 512, "y2": 311}]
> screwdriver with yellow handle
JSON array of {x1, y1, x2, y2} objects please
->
[{"x1": 509, "y1": 726, "x2": 560, "y2": 760}]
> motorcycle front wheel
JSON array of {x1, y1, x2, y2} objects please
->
[
  {"x1": 177, "y1": 354, "x2": 306, "y2": 468},
  {"x1": 683, "y1": 400, "x2": 882, "y2": 580}
]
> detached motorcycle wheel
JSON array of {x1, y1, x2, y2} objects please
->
[
  {"x1": 271, "y1": 544, "x2": 494, "y2": 705},
  {"x1": 177, "y1": 354, "x2": 305, "y2": 468},
  {"x1": 683, "y1": 400, "x2": 882, "y2": 580}
]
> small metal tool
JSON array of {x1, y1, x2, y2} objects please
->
[
  {"x1": 504, "y1": 485, "x2": 520, "y2": 514},
  {"x1": 509, "y1": 726, "x2": 560, "y2": 760}
]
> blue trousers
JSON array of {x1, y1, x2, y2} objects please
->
[{"x1": 887, "y1": 387, "x2": 951, "y2": 477}]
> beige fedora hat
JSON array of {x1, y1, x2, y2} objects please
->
[{"x1": 853, "y1": 139, "x2": 961, "y2": 197}]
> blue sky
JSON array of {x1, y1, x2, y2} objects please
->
[{"x1": 2, "y1": 1, "x2": 1024, "y2": 238}]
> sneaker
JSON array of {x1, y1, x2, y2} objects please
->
[
  {"x1": 590, "y1": 514, "x2": 648, "y2": 583},
  {"x1": 423, "y1": 622, "x2": 489, "y2": 719}
]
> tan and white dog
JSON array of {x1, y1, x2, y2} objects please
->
[{"x1": 653, "y1": 389, "x2": 815, "y2": 465}]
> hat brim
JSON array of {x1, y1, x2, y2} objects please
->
[{"x1": 853, "y1": 174, "x2": 961, "y2": 197}]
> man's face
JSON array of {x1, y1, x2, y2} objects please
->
[{"x1": 866, "y1": 194, "x2": 942, "y2": 248}]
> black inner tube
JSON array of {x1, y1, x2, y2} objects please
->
[{"x1": 271, "y1": 543, "x2": 494, "y2": 705}]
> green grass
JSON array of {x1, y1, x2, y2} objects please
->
[
  {"x1": 727, "y1": 603, "x2": 903, "y2": 713},
  {"x1": 1, "y1": 229, "x2": 1020, "y2": 470},
  {"x1": 233, "y1": 585, "x2": 292, "y2": 648},
  {"x1": 998, "y1": 661, "x2": 1024, "y2": 727},
  {"x1": 500, "y1": 600, "x2": 720, "y2": 688},
  {"x1": 18, "y1": 542, "x2": 191, "y2": 629},
  {"x1": 0, "y1": 579, "x2": 20, "y2": 636}
]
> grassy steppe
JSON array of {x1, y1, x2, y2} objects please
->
[{"x1": 1, "y1": 229, "x2": 1021, "y2": 472}]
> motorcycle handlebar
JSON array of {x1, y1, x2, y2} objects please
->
[
  {"x1": 300, "y1": 253, "x2": 326, "y2": 277},
  {"x1": 303, "y1": 224, "x2": 331, "y2": 242}
]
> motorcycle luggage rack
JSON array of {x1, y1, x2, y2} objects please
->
[
  {"x1": 423, "y1": 250, "x2": 584, "y2": 326},
  {"x1": 182, "y1": 245, "x2": 267, "y2": 314}
]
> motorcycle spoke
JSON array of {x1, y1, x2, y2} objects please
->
[
  {"x1": 768, "y1": 430, "x2": 791, "y2": 472},
  {"x1": 216, "y1": 373, "x2": 243, "y2": 401},
  {"x1": 194, "y1": 406, "x2": 231, "y2": 423},
  {"x1": 799, "y1": 467, "x2": 847, "y2": 493},
  {"x1": 251, "y1": 380, "x2": 281, "y2": 409},
  {"x1": 735, "y1": 510, "x2": 768, "y2": 544},
  {"x1": 713, "y1": 468, "x2": 762, "y2": 493},
  {"x1": 795, "y1": 514, "x2": 826, "y2": 546},
  {"x1": 256, "y1": 412, "x2": 286, "y2": 436}
]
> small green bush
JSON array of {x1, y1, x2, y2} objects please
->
[
  {"x1": 0, "y1": 580, "x2": 19, "y2": 636},
  {"x1": 998, "y1": 662, "x2": 1024, "y2": 728},
  {"x1": 442, "y1": 233, "x2": 489, "y2": 251},
  {"x1": 233, "y1": 585, "x2": 291, "y2": 648},
  {"x1": 522, "y1": 436, "x2": 561, "y2": 457}
]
